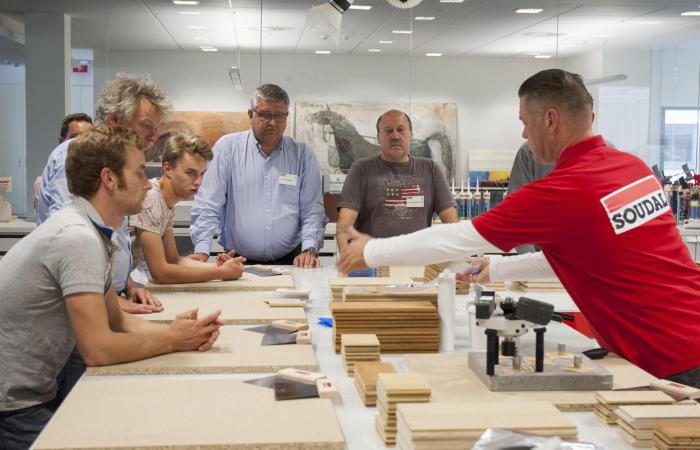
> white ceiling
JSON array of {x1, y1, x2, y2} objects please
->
[{"x1": 1, "y1": 0, "x2": 700, "y2": 58}]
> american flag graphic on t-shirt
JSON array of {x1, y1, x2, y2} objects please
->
[{"x1": 384, "y1": 184, "x2": 421, "y2": 208}]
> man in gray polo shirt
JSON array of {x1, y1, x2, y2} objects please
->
[{"x1": 0, "y1": 126, "x2": 223, "y2": 449}]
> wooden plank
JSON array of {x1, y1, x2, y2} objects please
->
[
  {"x1": 403, "y1": 352, "x2": 659, "y2": 411},
  {"x1": 33, "y1": 378, "x2": 344, "y2": 450},
  {"x1": 86, "y1": 326, "x2": 318, "y2": 375},
  {"x1": 147, "y1": 271, "x2": 295, "y2": 292},
  {"x1": 129, "y1": 291, "x2": 306, "y2": 324}
]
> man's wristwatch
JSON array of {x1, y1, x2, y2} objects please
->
[{"x1": 301, "y1": 247, "x2": 318, "y2": 257}]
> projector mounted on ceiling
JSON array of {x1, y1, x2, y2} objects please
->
[{"x1": 386, "y1": 0, "x2": 423, "y2": 8}]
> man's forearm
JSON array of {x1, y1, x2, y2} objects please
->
[{"x1": 336, "y1": 222, "x2": 352, "y2": 252}]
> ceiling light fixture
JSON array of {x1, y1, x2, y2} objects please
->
[
  {"x1": 379, "y1": 40, "x2": 393, "y2": 44},
  {"x1": 426, "y1": 52, "x2": 442, "y2": 56},
  {"x1": 681, "y1": 11, "x2": 700, "y2": 16},
  {"x1": 178, "y1": 11, "x2": 200, "y2": 15},
  {"x1": 415, "y1": 16, "x2": 435, "y2": 20},
  {"x1": 439, "y1": 0, "x2": 465, "y2": 3},
  {"x1": 515, "y1": 8, "x2": 543, "y2": 14},
  {"x1": 173, "y1": 0, "x2": 199, "y2": 4},
  {"x1": 315, "y1": 50, "x2": 331, "y2": 54},
  {"x1": 392, "y1": 30, "x2": 413, "y2": 34},
  {"x1": 368, "y1": 48, "x2": 381, "y2": 52},
  {"x1": 349, "y1": 5, "x2": 372, "y2": 10},
  {"x1": 534, "y1": 54, "x2": 552, "y2": 59},
  {"x1": 200, "y1": 47, "x2": 218, "y2": 52}
]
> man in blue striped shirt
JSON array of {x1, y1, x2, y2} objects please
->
[{"x1": 190, "y1": 84, "x2": 327, "y2": 268}]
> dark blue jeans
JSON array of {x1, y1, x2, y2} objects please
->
[{"x1": 0, "y1": 349, "x2": 85, "y2": 449}]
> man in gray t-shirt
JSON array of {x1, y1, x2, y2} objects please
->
[
  {"x1": 0, "y1": 126, "x2": 224, "y2": 449},
  {"x1": 336, "y1": 110, "x2": 457, "y2": 254}
]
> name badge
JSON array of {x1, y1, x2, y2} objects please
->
[
  {"x1": 406, "y1": 195, "x2": 425, "y2": 208},
  {"x1": 279, "y1": 173, "x2": 298, "y2": 187}
]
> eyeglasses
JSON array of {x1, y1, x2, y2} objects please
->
[{"x1": 252, "y1": 109, "x2": 289, "y2": 123}]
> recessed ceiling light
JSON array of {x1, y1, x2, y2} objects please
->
[
  {"x1": 187, "y1": 25, "x2": 206, "y2": 29},
  {"x1": 178, "y1": 11, "x2": 199, "y2": 15},
  {"x1": 368, "y1": 48, "x2": 381, "y2": 52},
  {"x1": 426, "y1": 52, "x2": 442, "y2": 57},
  {"x1": 379, "y1": 40, "x2": 393, "y2": 44},
  {"x1": 200, "y1": 47, "x2": 218, "y2": 52},
  {"x1": 349, "y1": 5, "x2": 372, "y2": 10},
  {"x1": 440, "y1": 0, "x2": 465, "y2": 3},
  {"x1": 515, "y1": 8, "x2": 544, "y2": 14},
  {"x1": 639, "y1": 20, "x2": 662, "y2": 25},
  {"x1": 173, "y1": 0, "x2": 199, "y2": 4},
  {"x1": 415, "y1": 16, "x2": 435, "y2": 21},
  {"x1": 681, "y1": 11, "x2": 700, "y2": 16},
  {"x1": 315, "y1": 50, "x2": 331, "y2": 54},
  {"x1": 392, "y1": 30, "x2": 413, "y2": 34},
  {"x1": 534, "y1": 54, "x2": 552, "y2": 59}
]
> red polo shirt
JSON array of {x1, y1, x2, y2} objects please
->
[{"x1": 473, "y1": 135, "x2": 700, "y2": 378}]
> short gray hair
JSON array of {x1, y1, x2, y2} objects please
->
[
  {"x1": 250, "y1": 84, "x2": 289, "y2": 109},
  {"x1": 95, "y1": 73, "x2": 172, "y2": 125}
]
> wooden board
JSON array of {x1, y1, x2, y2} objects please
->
[
  {"x1": 33, "y1": 377, "x2": 344, "y2": 450},
  {"x1": 86, "y1": 326, "x2": 318, "y2": 375},
  {"x1": 130, "y1": 291, "x2": 306, "y2": 324},
  {"x1": 388, "y1": 265, "x2": 426, "y2": 281},
  {"x1": 147, "y1": 271, "x2": 295, "y2": 292},
  {"x1": 403, "y1": 352, "x2": 658, "y2": 411}
]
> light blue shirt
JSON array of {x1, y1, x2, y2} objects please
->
[
  {"x1": 191, "y1": 131, "x2": 327, "y2": 261},
  {"x1": 36, "y1": 139, "x2": 132, "y2": 293}
]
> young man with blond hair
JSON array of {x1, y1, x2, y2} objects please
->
[
  {"x1": 130, "y1": 132, "x2": 245, "y2": 283},
  {"x1": 0, "y1": 127, "x2": 223, "y2": 448}
]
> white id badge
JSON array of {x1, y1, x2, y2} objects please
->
[
  {"x1": 406, "y1": 195, "x2": 425, "y2": 208},
  {"x1": 279, "y1": 173, "x2": 298, "y2": 186}
]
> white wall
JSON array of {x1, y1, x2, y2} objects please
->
[
  {"x1": 0, "y1": 65, "x2": 26, "y2": 216},
  {"x1": 99, "y1": 50, "x2": 553, "y2": 177}
]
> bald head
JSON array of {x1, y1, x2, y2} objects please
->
[
  {"x1": 376, "y1": 109, "x2": 412, "y2": 133},
  {"x1": 376, "y1": 109, "x2": 413, "y2": 164}
]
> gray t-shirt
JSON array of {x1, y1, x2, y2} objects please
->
[
  {"x1": 0, "y1": 197, "x2": 114, "y2": 411},
  {"x1": 338, "y1": 155, "x2": 456, "y2": 238}
]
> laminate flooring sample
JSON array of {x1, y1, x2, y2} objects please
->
[
  {"x1": 86, "y1": 326, "x2": 318, "y2": 375},
  {"x1": 148, "y1": 271, "x2": 295, "y2": 292},
  {"x1": 33, "y1": 377, "x2": 344, "y2": 450},
  {"x1": 130, "y1": 291, "x2": 306, "y2": 324}
]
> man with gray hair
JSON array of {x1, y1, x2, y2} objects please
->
[
  {"x1": 191, "y1": 83, "x2": 326, "y2": 268},
  {"x1": 38, "y1": 73, "x2": 171, "y2": 306}
]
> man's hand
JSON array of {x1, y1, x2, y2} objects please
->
[
  {"x1": 220, "y1": 256, "x2": 245, "y2": 280},
  {"x1": 188, "y1": 252, "x2": 209, "y2": 263},
  {"x1": 117, "y1": 296, "x2": 163, "y2": 314},
  {"x1": 170, "y1": 309, "x2": 223, "y2": 352},
  {"x1": 215, "y1": 250, "x2": 237, "y2": 266},
  {"x1": 128, "y1": 287, "x2": 163, "y2": 309},
  {"x1": 294, "y1": 252, "x2": 320, "y2": 268},
  {"x1": 336, "y1": 227, "x2": 373, "y2": 275},
  {"x1": 455, "y1": 258, "x2": 491, "y2": 284}
]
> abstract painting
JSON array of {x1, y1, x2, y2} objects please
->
[{"x1": 294, "y1": 102, "x2": 457, "y2": 180}]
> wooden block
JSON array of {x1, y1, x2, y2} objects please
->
[
  {"x1": 316, "y1": 378, "x2": 339, "y2": 399},
  {"x1": 271, "y1": 319, "x2": 308, "y2": 331},
  {"x1": 275, "y1": 288, "x2": 310, "y2": 298},
  {"x1": 651, "y1": 379, "x2": 700, "y2": 400},
  {"x1": 265, "y1": 298, "x2": 307, "y2": 307},
  {"x1": 278, "y1": 368, "x2": 327, "y2": 384},
  {"x1": 86, "y1": 326, "x2": 318, "y2": 375},
  {"x1": 341, "y1": 334, "x2": 380, "y2": 347},
  {"x1": 130, "y1": 291, "x2": 306, "y2": 324},
  {"x1": 33, "y1": 378, "x2": 344, "y2": 450},
  {"x1": 148, "y1": 272, "x2": 295, "y2": 292},
  {"x1": 355, "y1": 362, "x2": 396, "y2": 391}
]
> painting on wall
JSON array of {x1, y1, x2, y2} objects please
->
[
  {"x1": 145, "y1": 111, "x2": 250, "y2": 162},
  {"x1": 294, "y1": 102, "x2": 457, "y2": 180}
]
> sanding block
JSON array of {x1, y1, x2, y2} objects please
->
[
  {"x1": 278, "y1": 368, "x2": 326, "y2": 385},
  {"x1": 650, "y1": 379, "x2": 700, "y2": 400},
  {"x1": 265, "y1": 298, "x2": 307, "y2": 307},
  {"x1": 316, "y1": 378, "x2": 339, "y2": 399},
  {"x1": 271, "y1": 320, "x2": 308, "y2": 331},
  {"x1": 276, "y1": 288, "x2": 311, "y2": 298},
  {"x1": 296, "y1": 329, "x2": 311, "y2": 344}
]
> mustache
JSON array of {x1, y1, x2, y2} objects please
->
[{"x1": 390, "y1": 139, "x2": 402, "y2": 145}]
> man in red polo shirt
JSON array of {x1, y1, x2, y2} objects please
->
[{"x1": 337, "y1": 68, "x2": 700, "y2": 386}]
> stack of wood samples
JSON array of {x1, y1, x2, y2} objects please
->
[
  {"x1": 331, "y1": 301, "x2": 440, "y2": 353},
  {"x1": 328, "y1": 277, "x2": 413, "y2": 302},
  {"x1": 654, "y1": 420, "x2": 700, "y2": 450},
  {"x1": 594, "y1": 390, "x2": 676, "y2": 425},
  {"x1": 341, "y1": 334, "x2": 380, "y2": 375},
  {"x1": 342, "y1": 285, "x2": 438, "y2": 306},
  {"x1": 424, "y1": 262, "x2": 470, "y2": 293},
  {"x1": 376, "y1": 373, "x2": 431, "y2": 446},
  {"x1": 395, "y1": 400, "x2": 578, "y2": 450},
  {"x1": 616, "y1": 404, "x2": 700, "y2": 447},
  {"x1": 353, "y1": 361, "x2": 396, "y2": 406}
]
